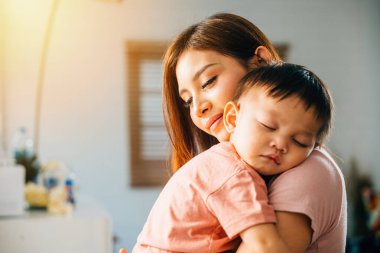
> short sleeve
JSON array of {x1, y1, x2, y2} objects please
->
[
  {"x1": 206, "y1": 168, "x2": 276, "y2": 239},
  {"x1": 268, "y1": 149, "x2": 346, "y2": 243}
]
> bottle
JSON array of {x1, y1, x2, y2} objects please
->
[
  {"x1": 12, "y1": 127, "x2": 34, "y2": 160},
  {"x1": 11, "y1": 127, "x2": 39, "y2": 183},
  {"x1": 65, "y1": 177, "x2": 75, "y2": 205}
]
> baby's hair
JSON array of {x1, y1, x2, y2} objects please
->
[{"x1": 234, "y1": 63, "x2": 334, "y2": 145}]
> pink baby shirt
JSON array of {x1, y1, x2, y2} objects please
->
[{"x1": 133, "y1": 142, "x2": 276, "y2": 253}]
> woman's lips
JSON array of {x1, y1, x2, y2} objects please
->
[{"x1": 205, "y1": 113, "x2": 223, "y2": 132}]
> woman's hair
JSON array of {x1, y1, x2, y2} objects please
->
[
  {"x1": 235, "y1": 63, "x2": 334, "y2": 146},
  {"x1": 162, "y1": 13, "x2": 281, "y2": 173}
]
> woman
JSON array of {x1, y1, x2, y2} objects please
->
[{"x1": 162, "y1": 13, "x2": 347, "y2": 253}]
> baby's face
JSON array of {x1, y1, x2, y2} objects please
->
[{"x1": 229, "y1": 86, "x2": 322, "y2": 175}]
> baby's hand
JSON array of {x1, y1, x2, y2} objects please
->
[{"x1": 119, "y1": 248, "x2": 127, "y2": 253}]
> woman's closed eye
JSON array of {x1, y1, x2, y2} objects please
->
[
  {"x1": 183, "y1": 76, "x2": 217, "y2": 108},
  {"x1": 201, "y1": 76, "x2": 217, "y2": 89}
]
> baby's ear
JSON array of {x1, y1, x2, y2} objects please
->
[{"x1": 223, "y1": 101, "x2": 239, "y2": 133}]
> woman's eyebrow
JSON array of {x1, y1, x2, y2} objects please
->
[
  {"x1": 192, "y1": 63, "x2": 219, "y2": 81},
  {"x1": 179, "y1": 62, "x2": 220, "y2": 96}
]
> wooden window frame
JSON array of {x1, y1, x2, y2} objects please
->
[{"x1": 127, "y1": 41, "x2": 169, "y2": 187}]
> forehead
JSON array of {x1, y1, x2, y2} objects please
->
[
  {"x1": 177, "y1": 49, "x2": 223, "y2": 64},
  {"x1": 239, "y1": 86, "x2": 322, "y2": 132},
  {"x1": 176, "y1": 49, "x2": 239, "y2": 78},
  {"x1": 239, "y1": 85, "x2": 308, "y2": 110},
  {"x1": 177, "y1": 50, "x2": 214, "y2": 75},
  {"x1": 177, "y1": 49, "x2": 228, "y2": 66}
]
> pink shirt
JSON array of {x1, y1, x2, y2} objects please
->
[
  {"x1": 133, "y1": 142, "x2": 276, "y2": 253},
  {"x1": 269, "y1": 148, "x2": 347, "y2": 253}
]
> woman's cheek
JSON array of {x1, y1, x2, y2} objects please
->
[{"x1": 225, "y1": 82, "x2": 240, "y2": 100}]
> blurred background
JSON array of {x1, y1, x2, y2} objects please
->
[{"x1": 0, "y1": 0, "x2": 379, "y2": 252}]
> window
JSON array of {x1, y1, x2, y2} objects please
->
[{"x1": 127, "y1": 41, "x2": 170, "y2": 187}]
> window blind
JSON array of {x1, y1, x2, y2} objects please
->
[{"x1": 127, "y1": 41, "x2": 170, "y2": 187}]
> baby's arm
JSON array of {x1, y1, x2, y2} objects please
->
[{"x1": 237, "y1": 223, "x2": 293, "y2": 253}]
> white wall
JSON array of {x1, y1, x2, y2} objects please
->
[
  {"x1": 0, "y1": 0, "x2": 6, "y2": 152},
  {"x1": 1, "y1": 0, "x2": 379, "y2": 251}
]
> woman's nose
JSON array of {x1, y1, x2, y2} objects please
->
[
  {"x1": 192, "y1": 98, "x2": 211, "y2": 117},
  {"x1": 270, "y1": 137, "x2": 288, "y2": 154}
]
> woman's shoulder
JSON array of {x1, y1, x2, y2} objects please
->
[
  {"x1": 269, "y1": 147, "x2": 346, "y2": 201},
  {"x1": 279, "y1": 148, "x2": 344, "y2": 183},
  {"x1": 268, "y1": 147, "x2": 347, "y2": 246}
]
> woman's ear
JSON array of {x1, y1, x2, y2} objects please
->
[
  {"x1": 223, "y1": 101, "x2": 239, "y2": 133},
  {"x1": 248, "y1": 46, "x2": 273, "y2": 69}
]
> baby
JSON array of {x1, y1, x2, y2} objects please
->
[{"x1": 132, "y1": 63, "x2": 333, "y2": 253}]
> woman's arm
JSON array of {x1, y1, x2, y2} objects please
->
[
  {"x1": 275, "y1": 211, "x2": 312, "y2": 253},
  {"x1": 236, "y1": 213, "x2": 311, "y2": 253},
  {"x1": 237, "y1": 223, "x2": 293, "y2": 253}
]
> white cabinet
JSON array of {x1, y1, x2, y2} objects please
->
[{"x1": 0, "y1": 195, "x2": 113, "y2": 253}]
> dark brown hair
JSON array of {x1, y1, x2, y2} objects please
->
[
  {"x1": 162, "y1": 13, "x2": 281, "y2": 173},
  {"x1": 235, "y1": 63, "x2": 334, "y2": 145}
]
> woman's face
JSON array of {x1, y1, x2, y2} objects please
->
[{"x1": 176, "y1": 49, "x2": 248, "y2": 141}]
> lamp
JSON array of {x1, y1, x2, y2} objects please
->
[
  {"x1": 0, "y1": 72, "x2": 5, "y2": 157},
  {"x1": 34, "y1": 0, "x2": 61, "y2": 154},
  {"x1": 10, "y1": 0, "x2": 61, "y2": 183}
]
